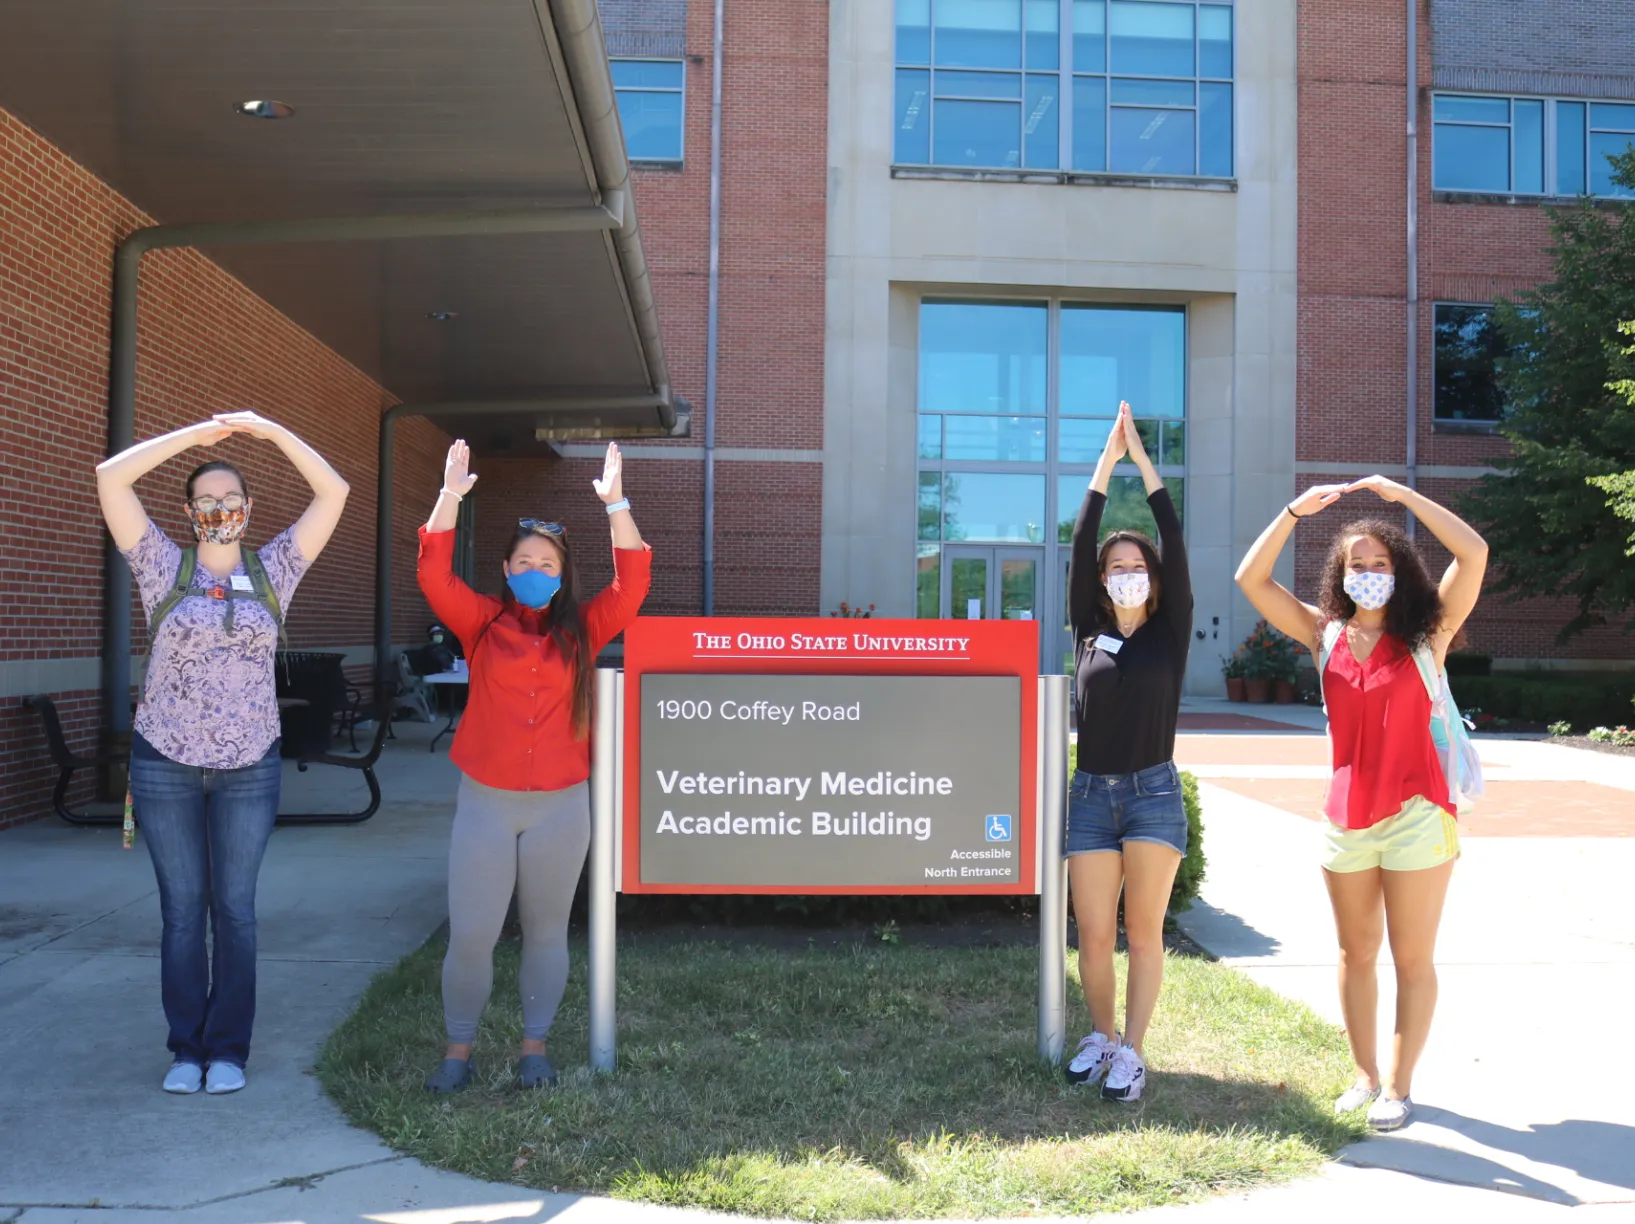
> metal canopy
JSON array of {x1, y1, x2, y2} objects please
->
[{"x1": 0, "y1": 0, "x2": 679, "y2": 443}]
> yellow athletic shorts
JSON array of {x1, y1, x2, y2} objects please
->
[{"x1": 1321, "y1": 795, "x2": 1460, "y2": 874}]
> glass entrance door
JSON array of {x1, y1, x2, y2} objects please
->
[{"x1": 941, "y1": 546, "x2": 1042, "y2": 623}]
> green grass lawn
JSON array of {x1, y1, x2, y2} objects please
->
[{"x1": 318, "y1": 934, "x2": 1363, "y2": 1218}]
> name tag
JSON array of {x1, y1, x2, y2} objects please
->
[
  {"x1": 230, "y1": 574, "x2": 255, "y2": 592},
  {"x1": 1092, "y1": 633, "x2": 1124, "y2": 655}
]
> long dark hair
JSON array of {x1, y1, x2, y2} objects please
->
[
  {"x1": 499, "y1": 525, "x2": 595, "y2": 740},
  {"x1": 1318, "y1": 519, "x2": 1444, "y2": 652},
  {"x1": 185, "y1": 460, "x2": 248, "y2": 500},
  {"x1": 1094, "y1": 530, "x2": 1164, "y2": 624}
]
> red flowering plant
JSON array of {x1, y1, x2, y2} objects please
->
[
  {"x1": 1236, "y1": 619, "x2": 1303, "y2": 683},
  {"x1": 828, "y1": 602, "x2": 876, "y2": 619}
]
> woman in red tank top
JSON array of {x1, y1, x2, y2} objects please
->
[{"x1": 1235, "y1": 476, "x2": 1487, "y2": 1132}]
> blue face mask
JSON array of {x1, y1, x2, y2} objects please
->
[{"x1": 506, "y1": 569, "x2": 561, "y2": 609}]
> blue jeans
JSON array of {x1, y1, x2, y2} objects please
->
[
  {"x1": 129, "y1": 734, "x2": 280, "y2": 1068},
  {"x1": 1065, "y1": 761, "x2": 1189, "y2": 857}
]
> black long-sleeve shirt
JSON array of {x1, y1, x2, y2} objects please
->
[{"x1": 1068, "y1": 486, "x2": 1193, "y2": 775}]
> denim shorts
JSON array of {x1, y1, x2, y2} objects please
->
[{"x1": 1065, "y1": 761, "x2": 1189, "y2": 857}]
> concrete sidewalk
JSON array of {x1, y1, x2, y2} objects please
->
[
  {"x1": 4, "y1": 720, "x2": 1633, "y2": 1223},
  {"x1": 1175, "y1": 733, "x2": 1635, "y2": 1209}
]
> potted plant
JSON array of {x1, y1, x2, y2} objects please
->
[
  {"x1": 1221, "y1": 655, "x2": 1248, "y2": 703},
  {"x1": 1236, "y1": 620, "x2": 1298, "y2": 704}
]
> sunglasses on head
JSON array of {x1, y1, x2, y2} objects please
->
[{"x1": 518, "y1": 518, "x2": 566, "y2": 536}]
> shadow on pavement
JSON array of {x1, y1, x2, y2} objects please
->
[{"x1": 1176, "y1": 899, "x2": 1283, "y2": 959}]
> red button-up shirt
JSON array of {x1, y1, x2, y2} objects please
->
[{"x1": 416, "y1": 525, "x2": 652, "y2": 792}]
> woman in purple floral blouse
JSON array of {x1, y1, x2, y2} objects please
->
[{"x1": 96, "y1": 412, "x2": 349, "y2": 1096}]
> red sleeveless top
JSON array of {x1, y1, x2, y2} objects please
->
[{"x1": 1322, "y1": 631, "x2": 1451, "y2": 830}]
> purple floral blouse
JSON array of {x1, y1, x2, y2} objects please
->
[{"x1": 122, "y1": 522, "x2": 311, "y2": 769}]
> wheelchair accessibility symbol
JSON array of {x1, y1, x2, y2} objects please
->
[{"x1": 985, "y1": 814, "x2": 1013, "y2": 842}]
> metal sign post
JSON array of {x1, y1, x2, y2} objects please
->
[
  {"x1": 1036, "y1": 672, "x2": 1069, "y2": 1066},
  {"x1": 588, "y1": 666, "x2": 620, "y2": 1073}
]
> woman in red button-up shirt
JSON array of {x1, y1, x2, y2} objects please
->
[{"x1": 417, "y1": 439, "x2": 650, "y2": 1093}]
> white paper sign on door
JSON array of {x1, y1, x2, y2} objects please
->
[{"x1": 967, "y1": 598, "x2": 982, "y2": 620}]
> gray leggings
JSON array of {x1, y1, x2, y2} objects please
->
[{"x1": 442, "y1": 775, "x2": 590, "y2": 1044}]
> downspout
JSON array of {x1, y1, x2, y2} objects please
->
[
  {"x1": 703, "y1": 0, "x2": 725, "y2": 615},
  {"x1": 1404, "y1": 0, "x2": 1420, "y2": 539}
]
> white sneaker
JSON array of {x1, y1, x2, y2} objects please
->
[
  {"x1": 205, "y1": 1062, "x2": 247, "y2": 1095},
  {"x1": 1101, "y1": 1043, "x2": 1147, "y2": 1103},
  {"x1": 163, "y1": 1062, "x2": 203, "y2": 1094},
  {"x1": 1334, "y1": 1081, "x2": 1381, "y2": 1115},
  {"x1": 1065, "y1": 1031, "x2": 1117, "y2": 1086},
  {"x1": 1367, "y1": 1094, "x2": 1413, "y2": 1131}
]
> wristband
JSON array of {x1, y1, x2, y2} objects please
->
[
  {"x1": 440, "y1": 486, "x2": 464, "y2": 502},
  {"x1": 1284, "y1": 504, "x2": 1304, "y2": 520},
  {"x1": 605, "y1": 498, "x2": 631, "y2": 516}
]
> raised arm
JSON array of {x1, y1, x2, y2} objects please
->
[
  {"x1": 95, "y1": 420, "x2": 234, "y2": 551},
  {"x1": 1121, "y1": 409, "x2": 1192, "y2": 648},
  {"x1": 584, "y1": 442, "x2": 651, "y2": 649},
  {"x1": 210, "y1": 412, "x2": 349, "y2": 562},
  {"x1": 1344, "y1": 475, "x2": 1489, "y2": 656},
  {"x1": 1067, "y1": 410, "x2": 1126, "y2": 637},
  {"x1": 416, "y1": 439, "x2": 495, "y2": 645},
  {"x1": 1233, "y1": 484, "x2": 1347, "y2": 655}
]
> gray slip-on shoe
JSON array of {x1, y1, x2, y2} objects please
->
[
  {"x1": 425, "y1": 1057, "x2": 476, "y2": 1093},
  {"x1": 516, "y1": 1054, "x2": 558, "y2": 1089}
]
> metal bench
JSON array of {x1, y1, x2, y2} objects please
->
[{"x1": 24, "y1": 685, "x2": 397, "y2": 827}]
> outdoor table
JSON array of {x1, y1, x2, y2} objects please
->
[{"x1": 422, "y1": 666, "x2": 469, "y2": 753}]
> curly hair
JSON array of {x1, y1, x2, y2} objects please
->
[
  {"x1": 1095, "y1": 530, "x2": 1164, "y2": 624},
  {"x1": 1318, "y1": 518, "x2": 1444, "y2": 651}
]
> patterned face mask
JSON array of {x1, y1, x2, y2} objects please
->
[
  {"x1": 1343, "y1": 570, "x2": 1395, "y2": 611},
  {"x1": 189, "y1": 504, "x2": 249, "y2": 545},
  {"x1": 1106, "y1": 571, "x2": 1152, "y2": 610}
]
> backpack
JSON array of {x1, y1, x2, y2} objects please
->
[
  {"x1": 150, "y1": 547, "x2": 285, "y2": 644},
  {"x1": 1318, "y1": 620, "x2": 1484, "y2": 809}
]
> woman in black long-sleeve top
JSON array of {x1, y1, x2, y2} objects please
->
[{"x1": 1061, "y1": 402, "x2": 1192, "y2": 1105}]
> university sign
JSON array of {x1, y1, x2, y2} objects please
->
[{"x1": 584, "y1": 617, "x2": 1070, "y2": 1068}]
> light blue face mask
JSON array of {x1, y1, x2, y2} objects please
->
[{"x1": 506, "y1": 569, "x2": 561, "y2": 609}]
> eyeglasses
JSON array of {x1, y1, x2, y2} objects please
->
[
  {"x1": 189, "y1": 494, "x2": 246, "y2": 514},
  {"x1": 518, "y1": 518, "x2": 566, "y2": 536}
]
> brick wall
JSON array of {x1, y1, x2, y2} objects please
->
[
  {"x1": 1431, "y1": 0, "x2": 1635, "y2": 98},
  {"x1": 517, "y1": 0, "x2": 829, "y2": 618},
  {"x1": 1296, "y1": 1, "x2": 1634, "y2": 663},
  {"x1": 0, "y1": 105, "x2": 445, "y2": 828}
]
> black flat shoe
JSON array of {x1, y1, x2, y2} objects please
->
[
  {"x1": 425, "y1": 1057, "x2": 476, "y2": 1093},
  {"x1": 516, "y1": 1054, "x2": 558, "y2": 1089}
]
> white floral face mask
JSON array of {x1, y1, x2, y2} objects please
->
[
  {"x1": 1343, "y1": 570, "x2": 1395, "y2": 611},
  {"x1": 1106, "y1": 571, "x2": 1151, "y2": 609}
]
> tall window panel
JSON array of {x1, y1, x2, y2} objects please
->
[
  {"x1": 916, "y1": 299, "x2": 1186, "y2": 671},
  {"x1": 612, "y1": 59, "x2": 685, "y2": 163},
  {"x1": 1433, "y1": 303, "x2": 1509, "y2": 427},
  {"x1": 1433, "y1": 94, "x2": 1635, "y2": 199},
  {"x1": 896, "y1": 0, "x2": 1234, "y2": 178}
]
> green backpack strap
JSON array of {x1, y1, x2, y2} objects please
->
[
  {"x1": 149, "y1": 548, "x2": 198, "y2": 634},
  {"x1": 242, "y1": 549, "x2": 284, "y2": 631}
]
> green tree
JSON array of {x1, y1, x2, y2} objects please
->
[
  {"x1": 1463, "y1": 147, "x2": 1635, "y2": 639},
  {"x1": 1588, "y1": 321, "x2": 1635, "y2": 558}
]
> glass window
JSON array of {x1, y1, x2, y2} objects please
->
[
  {"x1": 612, "y1": 60, "x2": 685, "y2": 163},
  {"x1": 896, "y1": 69, "x2": 932, "y2": 164},
  {"x1": 899, "y1": 0, "x2": 1232, "y2": 177},
  {"x1": 1056, "y1": 475, "x2": 1184, "y2": 542},
  {"x1": 1435, "y1": 94, "x2": 1635, "y2": 199},
  {"x1": 917, "y1": 544, "x2": 941, "y2": 616},
  {"x1": 1060, "y1": 305, "x2": 1185, "y2": 416},
  {"x1": 920, "y1": 301, "x2": 1048, "y2": 414},
  {"x1": 944, "y1": 415, "x2": 1048, "y2": 461},
  {"x1": 1557, "y1": 101, "x2": 1587, "y2": 196},
  {"x1": 1109, "y1": 1, "x2": 1194, "y2": 77},
  {"x1": 918, "y1": 471, "x2": 942, "y2": 540},
  {"x1": 918, "y1": 414, "x2": 942, "y2": 459},
  {"x1": 1059, "y1": 416, "x2": 1116, "y2": 462},
  {"x1": 1433, "y1": 304, "x2": 1507, "y2": 423},
  {"x1": 941, "y1": 473, "x2": 1046, "y2": 542}
]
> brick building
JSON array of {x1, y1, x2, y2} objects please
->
[{"x1": 2, "y1": 0, "x2": 1634, "y2": 828}]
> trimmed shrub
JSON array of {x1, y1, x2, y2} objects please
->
[
  {"x1": 1171, "y1": 770, "x2": 1208, "y2": 915},
  {"x1": 1450, "y1": 673, "x2": 1635, "y2": 729}
]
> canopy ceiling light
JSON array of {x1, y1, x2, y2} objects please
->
[{"x1": 235, "y1": 100, "x2": 294, "y2": 119}]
